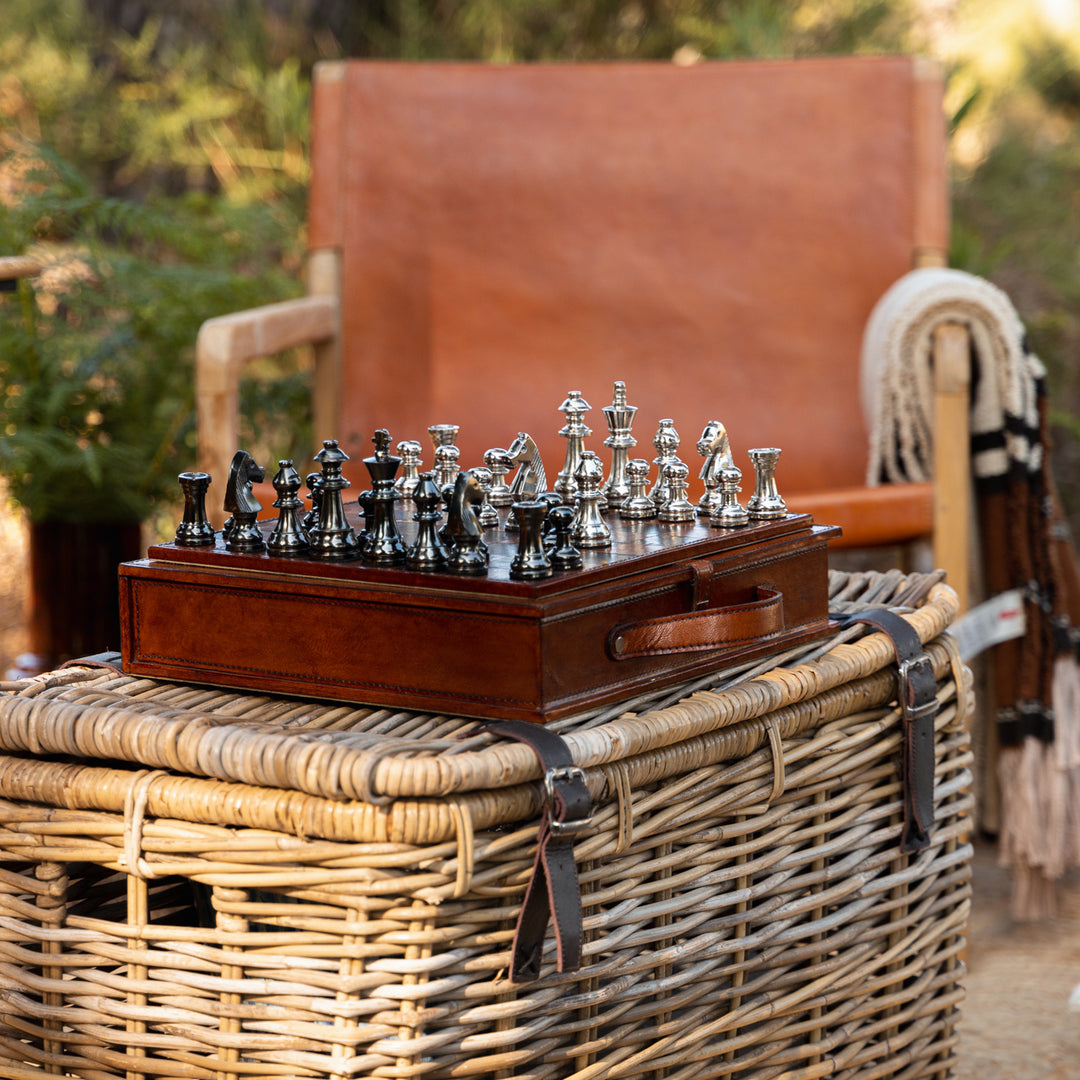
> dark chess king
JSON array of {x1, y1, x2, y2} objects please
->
[{"x1": 120, "y1": 382, "x2": 839, "y2": 722}]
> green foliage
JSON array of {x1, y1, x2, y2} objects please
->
[{"x1": 0, "y1": 145, "x2": 300, "y2": 523}]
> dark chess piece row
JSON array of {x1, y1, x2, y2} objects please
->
[{"x1": 174, "y1": 435, "x2": 588, "y2": 582}]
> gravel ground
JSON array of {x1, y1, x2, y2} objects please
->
[{"x1": 0, "y1": 503, "x2": 1077, "y2": 1075}]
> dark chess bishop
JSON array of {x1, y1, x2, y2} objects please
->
[{"x1": 121, "y1": 381, "x2": 838, "y2": 723}]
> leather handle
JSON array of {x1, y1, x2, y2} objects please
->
[{"x1": 608, "y1": 586, "x2": 785, "y2": 659}]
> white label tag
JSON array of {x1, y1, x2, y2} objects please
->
[{"x1": 949, "y1": 589, "x2": 1026, "y2": 661}]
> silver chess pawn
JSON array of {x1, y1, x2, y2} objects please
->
[
  {"x1": 484, "y1": 448, "x2": 514, "y2": 509},
  {"x1": 477, "y1": 468, "x2": 500, "y2": 529},
  {"x1": 434, "y1": 443, "x2": 460, "y2": 495},
  {"x1": 747, "y1": 447, "x2": 788, "y2": 519},
  {"x1": 657, "y1": 461, "x2": 695, "y2": 523},
  {"x1": 394, "y1": 440, "x2": 423, "y2": 499},
  {"x1": 648, "y1": 418, "x2": 681, "y2": 508},
  {"x1": 620, "y1": 458, "x2": 657, "y2": 520},
  {"x1": 555, "y1": 390, "x2": 592, "y2": 504},
  {"x1": 709, "y1": 465, "x2": 750, "y2": 528},
  {"x1": 571, "y1": 450, "x2": 611, "y2": 548},
  {"x1": 696, "y1": 419, "x2": 734, "y2": 517},
  {"x1": 601, "y1": 380, "x2": 637, "y2": 511}
]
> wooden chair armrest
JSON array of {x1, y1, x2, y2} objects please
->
[
  {"x1": 196, "y1": 294, "x2": 339, "y2": 522},
  {"x1": 0, "y1": 256, "x2": 42, "y2": 282}
]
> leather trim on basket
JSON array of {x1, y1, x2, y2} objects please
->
[
  {"x1": 481, "y1": 718, "x2": 592, "y2": 982},
  {"x1": 834, "y1": 609, "x2": 937, "y2": 853}
]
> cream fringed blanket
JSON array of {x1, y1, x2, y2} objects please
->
[{"x1": 862, "y1": 266, "x2": 1080, "y2": 918}]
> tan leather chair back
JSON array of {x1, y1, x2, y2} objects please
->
[{"x1": 308, "y1": 56, "x2": 947, "y2": 494}]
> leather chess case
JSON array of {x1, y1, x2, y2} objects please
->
[{"x1": 118, "y1": 512, "x2": 839, "y2": 723}]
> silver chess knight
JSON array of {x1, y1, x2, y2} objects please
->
[
  {"x1": 555, "y1": 390, "x2": 592, "y2": 503},
  {"x1": 696, "y1": 419, "x2": 735, "y2": 517},
  {"x1": 747, "y1": 447, "x2": 788, "y2": 519},
  {"x1": 601, "y1": 380, "x2": 637, "y2": 510}
]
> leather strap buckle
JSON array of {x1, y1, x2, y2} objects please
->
[
  {"x1": 898, "y1": 654, "x2": 938, "y2": 722},
  {"x1": 544, "y1": 765, "x2": 593, "y2": 838}
]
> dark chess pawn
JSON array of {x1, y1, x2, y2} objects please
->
[
  {"x1": 657, "y1": 461, "x2": 696, "y2": 523},
  {"x1": 223, "y1": 449, "x2": 266, "y2": 552},
  {"x1": 548, "y1": 504, "x2": 583, "y2": 571},
  {"x1": 444, "y1": 468, "x2": 490, "y2": 575},
  {"x1": 174, "y1": 471, "x2": 215, "y2": 546},
  {"x1": 301, "y1": 471, "x2": 322, "y2": 532},
  {"x1": 361, "y1": 429, "x2": 406, "y2": 565},
  {"x1": 267, "y1": 460, "x2": 309, "y2": 555},
  {"x1": 509, "y1": 500, "x2": 553, "y2": 580},
  {"x1": 619, "y1": 458, "x2": 657, "y2": 521},
  {"x1": 308, "y1": 439, "x2": 360, "y2": 559},
  {"x1": 394, "y1": 440, "x2": 423, "y2": 499},
  {"x1": 571, "y1": 450, "x2": 611, "y2": 549},
  {"x1": 406, "y1": 472, "x2": 448, "y2": 571}
]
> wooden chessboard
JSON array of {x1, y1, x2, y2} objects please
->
[{"x1": 119, "y1": 509, "x2": 839, "y2": 723}]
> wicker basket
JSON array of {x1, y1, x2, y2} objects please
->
[{"x1": 0, "y1": 570, "x2": 972, "y2": 1080}]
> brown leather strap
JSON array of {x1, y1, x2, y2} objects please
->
[
  {"x1": 836, "y1": 609, "x2": 937, "y2": 853},
  {"x1": 609, "y1": 586, "x2": 784, "y2": 659},
  {"x1": 482, "y1": 719, "x2": 592, "y2": 982}
]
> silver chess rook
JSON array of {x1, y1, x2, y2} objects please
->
[{"x1": 747, "y1": 447, "x2": 788, "y2": 519}]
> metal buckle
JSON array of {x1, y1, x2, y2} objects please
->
[
  {"x1": 897, "y1": 653, "x2": 938, "y2": 721},
  {"x1": 544, "y1": 765, "x2": 593, "y2": 838}
]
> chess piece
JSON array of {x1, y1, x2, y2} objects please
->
[
  {"x1": 444, "y1": 468, "x2": 490, "y2": 574},
  {"x1": 696, "y1": 419, "x2": 734, "y2": 517},
  {"x1": 548, "y1": 504, "x2": 583, "y2": 570},
  {"x1": 394, "y1": 440, "x2": 423, "y2": 499},
  {"x1": 435, "y1": 443, "x2": 460, "y2": 494},
  {"x1": 506, "y1": 431, "x2": 547, "y2": 500},
  {"x1": 477, "y1": 467, "x2": 500, "y2": 529},
  {"x1": 601, "y1": 380, "x2": 637, "y2": 510},
  {"x1": 301, "y1": 471, "x2": 321, "y2": 531},
  {"x1": 361, "y1": 429, "x2": 406, "y2": 565},
  {"x1": 620, "y1": 458, "x2": 657, "y2": 520},
  {"x1": 509, "y1": 500, "x2": 554, "y2": 580},
  {"x1": 174, "y1": 471, "x2": 215, "y2": 546},
  {"x1": 657, "y1": 461, "x2": 695, "y2": 523},
  {"x1": 267, "y1": 460, "x2": 309, "y2": 555},
  {"x1": 555, "y1": 390, "x2": 592, "y2": 504},
  {"x1": 223, "y1": 450, "x2": 266, "y2": 552},
  {"x1": 484, "y1": 448, "x2": 514, "y2": 508},
  {"x1": 648, "y1": 419, "x2": 681, "y2": 507},
  {"x1": 571, "y1": 450, "x2": 611, "y2": 548},
  {"x1": 747, "y1": 447, "x2": 787, "y2": 519},
  {"x1": 307, "y1": 439, "x2": 360, "y2": 558},
  {"x1": 406, "y1": 472, "x2": 448, "y2": 571},
  {"x1": 539, "y1": 492, "x2": 563, "y2": 544},
  {"x1": 709, "y1": 465, "x2": 750, "y2": 527},
  {"x1": 428, "y1": 423, "x2": 459, "y2": 456}
]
